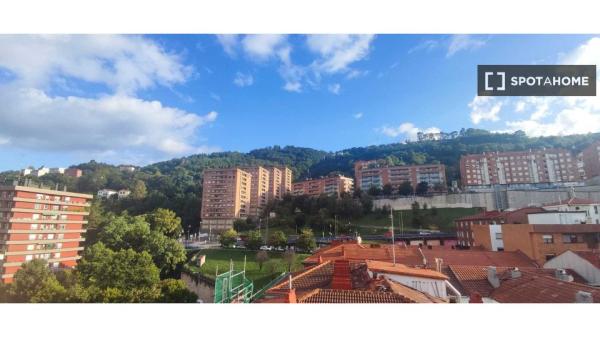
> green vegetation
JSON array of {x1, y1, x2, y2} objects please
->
[
  {"x1": 1, "y1": 209, "x2": 197, "y2": 303},
  {"x1": 187, "y1": 249, "x2": 309, "y2": 289}
]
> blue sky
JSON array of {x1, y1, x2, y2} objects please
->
[{"x1": 0, "y1": 34, "x2": 598, "y2": 171}]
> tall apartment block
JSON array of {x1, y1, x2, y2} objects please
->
[
  {"x1": 460, "y1": 149, "x2": 584, "y2": 188},
  {"x1": 0, "y1": 184, "x2": 93, "y2": 283},
  {"x1": 293, "y1": 174, "x2": 354, "y2": 198},
  {"x1": 243, "y1": 166, "x2": 270, "y2": 218},
  {"x1": 354, "y1": 160, "x2": 447, "y2": 192},
  {"x1": 200, "y1": 166, "x2": 292, "y2": 232},
  {"x1": 278, "y1": 166, "x2": 293, "y2": 196},
  {"x1": 583, "y1": 140, "x2": 600, "y2": 180},
  {"x1": 200, "y1": 168, "x2": 252, "y2": 232}
]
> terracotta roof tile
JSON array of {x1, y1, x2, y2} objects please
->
[
  {"x1": 491, "y1": 274, "x2": 600, "y2": 303},
  {"x1": 366, "y1": 260, "x2": 448, "y2": 280},
  {"x1": 298, "y1": 289, "x2": 412, "y2": 303},
  {"x1": 421, "y1": 248, "x2": 537, "y2": 268}
]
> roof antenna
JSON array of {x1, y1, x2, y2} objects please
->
[
  {"x1": 288, "y1": 274, "x2": 293, "y2": 290},
  {"x1": 390, "y1": 207, "x2": 396, "y2": 266}
]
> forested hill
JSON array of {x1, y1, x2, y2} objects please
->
[
  {"x1": 2, "y1": 129, "x2": 600, "y2": 230},
  {"x1": 148, "y1": 129, "x2": 600, "y2": 182}
]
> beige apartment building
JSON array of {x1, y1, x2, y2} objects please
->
[
  {"x1": 293, "y1": 174, "x2": 354, "y2": 198},
  {"x1": 200, "y1": 166, "x2": 292, "y2": 231},
  {"x1": 200, "y1": 168, "x2": 252, "y2": 232},
  {"x1": 243, "y1": 166, "x2": 270, "y2": 218}
]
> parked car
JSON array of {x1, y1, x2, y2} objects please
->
[{"x1": 260, "y1": 245, "x2": 273, "y2": 251}]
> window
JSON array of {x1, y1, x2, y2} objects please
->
[
  {"x1": 495, "y1": 233, "x2": 503, "y2": 240},
  {"x1": 595, "y1": 206, "x2": 598, "y2": 215},
  {"x1": 545, "y1": 254, "x2": 556, "y2": 261},
  {"x1": 562, "y1": 234, "x2": 579, "y2": 244},
  {"x1": 542, "y1": 235, "x2": 554, "y2": 244}
]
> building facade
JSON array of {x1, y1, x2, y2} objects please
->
[
  {"x1": 460, "y1": 149, "x2": 585, "y2": 188},
  {"x1": 582, "y1": 140, "x2": 600, "y2": 180},
  {"x1": 243, "y1": 166, "x2": 270, "y2": 218},
  {"x1": 278, "y1": 166, "x2": 293, "y2": 196},
  {"x1": 293, "y1": 174, "x2": 354, "y2": 198},
  {"x1": 354, "y1": 160, "x2": 446, "y2": 192},
  {"x1": 200, "y1": 168, "x2": 252, "y2": 232},
  {"x1": 268, "y1": 166, "x2": 283, "y2": 200},
  {"x1": 502, "y1": 224, "x2": 600, "y2": 265},
  {"x1": 0, "y1": 185, "x2": 92, "y2": 283}
]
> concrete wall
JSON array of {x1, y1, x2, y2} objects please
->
[
  {"x1": 181, "y1": 272, "x2": 215, "y2": 303},
  {"x1": 373, "y1": 186, "x2": 600, "y2": 212}
]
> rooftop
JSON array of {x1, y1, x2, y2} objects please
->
[
  {"x1": 572, "y1": 251, "x2": 600, "y2": 269},
  {"x1": 491, "y1": 273, "x2": 600, "y2": 303},
  {"x1": 258, "y1": 259, "x2": 446, "y2": 304}
]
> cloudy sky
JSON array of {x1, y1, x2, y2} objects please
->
[{"x1": 0, "y1": 34, "x2": 598, "y2": 171}]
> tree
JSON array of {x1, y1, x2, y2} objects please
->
[
  {"x1": 219, "y1": 228, "x2": 238, "y2": 248},
  {"x1": 282, "y1": 250, "x2": 296, "y2": 272},
  {"x1": 159, "y1": 279, "x2": 198, "y2": 303},
  {"x1": 268, "y1": 230, "x2": 287, "y2": 248},
  {"x1": 382, "y1": 184, "x2": 393, "y2": 196},
  {"x1": 296, "y1": 228, "x2": 316, "y2": 252},
  {"x1": 131, "y1": 180, "x2": 148, "y2": 199},
  {"x1": 398, "y1": 181, "x2": 413, "y2": 196},
  {"x1": 77, "y1": 243, "x2": 161, "y2": 303},
  {"x1": 246, "y1": 230, "x2": 263, "y2": 250},
  {"x1": 416, "y1": 181, "x2": 429, "y2": 195},
  {"x1": 146, "y1": 208, "x2": 183, "y2": 239},
  {"x1": 6, "y1": 260, "x2": 67, "y2": 303},
  {"x1": 367, "y1": 186, "x2": 382, "y2": 196},
  {"x1": 256, "y1": 250, "x2": 269, "y2": 271}
]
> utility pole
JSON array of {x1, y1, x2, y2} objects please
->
[
  {"x1": 400, "y1": 210, "x2": 404, "y2": 236},
  {"x1": 390, "y1": 207, "x2": 396, "y2": 266}
]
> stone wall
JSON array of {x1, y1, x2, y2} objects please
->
[{"x1": 181, "y1": 272, "x2": 215, "y2": 303}]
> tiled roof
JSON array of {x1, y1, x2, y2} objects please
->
[
  {"x1": 421, "y1": 248, "x2": 538, "y2": 268},
  {"x1": 455, "y1": 211, "x2": 503, "y2": 222},
  {"x1": 448, "y1": 265, "x2": 588, "y2": 298},
  {"x1": 544, "y1": 197, "x2": 599, "y2": 207},
  {"x1": 573, "y1": 251, "x2": 600, "y2": 269},
  {"x1": 491, "y1": 274, "x2": 600, "y2": 303},
  {"x1": 304, "y1": 243, "x2": 425, "y2": 266},
  {"x1": 366, "y1": 260, "x2": 448, "y2": 280},
  {"x1": 298, "y1": 289, "x2": 412, "y2": 303},
  {"x1": 259, "y1": 258, "x2": 446, "y2": 303}
]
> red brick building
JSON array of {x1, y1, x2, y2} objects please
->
[
  {"x1": 354, "y1": 160, "x2": 446, "y2": 192},
  {"x1": 454, "y1": 207, "x2": 544, "y2": 248},
  {"x1": 0, "y1": 184, "x2": 93, "y2": 283},
  {"x1": 460, "y1": 149, "x2": 584, "y2": 187}
]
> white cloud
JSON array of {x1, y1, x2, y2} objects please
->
[
  {"x1": 377, "y1": 122, "x2": 439, "y2": 141},
  {"x1": 0, "y1": 35, "x2": 218, "y2": 162},
  {"x1": 408, "y1": 40, "x2": 439, "y2": 54},
  {"x1": 283, "y1": 82, "x2": 301, "y2": 93},
  {"x1": 446, "y1": 35, "x2": 486, "y2": 57},
  {"x1": 216, "y1": 34, "x2": 239, "y2": 57},
  {"x1": 468, "y1": 96, "x2": 503, "y2": 124},
  {"x1": 209, "y1": 92, "x2": 221, "y2": 101},
  {"x1": 233, "y1": 72, "x2": 254, "y2": 87},
  {"x1": 353, "y1": 112, "x2": 363, "y2": 119},
  {"x1": 307, "y1": 35, "x2": 374, "y2": 73},
  {"x1": 328, "y1": 83, "x2": 341, "y2": 94},
  {"x1": 242, "y1": 34, "x2": 287, "y2": 61},
  {"x1": 0, "y1": 35, "x2": 191, "y2": 95},
  {"x1": 468, "y1": 37, "x2": 600, "y2": 138}
]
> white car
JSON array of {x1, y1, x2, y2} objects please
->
[{"x1": 260, "y1": 245, "x2": 273, "y2": 251}]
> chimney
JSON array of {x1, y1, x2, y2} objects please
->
[
  {"x1": 575, "y1": 291, "x2": 593, "y2": 303},
  {"x1": 487, "y1": 266, "x2": 500, "y2": 288},
  {"x1": 469, "y1": 292, "x2": 483, "y2": 303},
  {"x1": 331, "y1": 260, "x2": 352, "y2": 290},
  {"x1": 510, "y1": 267, "x2": 522, "y2": 279},
  {"x1": 356, "y1": 236, "x2": 362, "y2": 244},
  {"x1": 318, "y1": 255, "x2": 323, "y2": 264},
  {"x1": 434, "y1": 258, "x2": 444, "y2": 273},
  {"x1": 555, "y1": 269, "x2": 574, "y2": 282}
]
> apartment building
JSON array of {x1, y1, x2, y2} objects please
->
[
  {"x1": 243, "y1": 166, "x2": 270, "y2": 218},
  {"x1": 200, "y1": 168, "x2": 252, "y2": 232},
  {"x1": 354, "y1": 160, "x2": 447, "y2": 192},
  {"x1": 293, "y1": 174, "x2": 354, "y2": 198},
  {"x1": 460, "y1": 148, "x2": 584, "y2": 188},
  {"x1": 0, "y1": 184, "x2": 92, "y2": 283},
  {"x1": 582, "y1": 140, "x2": 600, "y2": 179},
  {"x1": 278, "y1": 166, "x2": 293, "y2": 196},
  {"x1": 64, "y1": 168, "x2": 83, "y2": 178},
  {"x1": 502, "y1": 224, "x2": 600, "y2": 265},
  {"x1": 268, "y1": 167, "x2": 283, "y2": 200}
]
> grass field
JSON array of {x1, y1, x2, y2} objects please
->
[{"x1": 187, "y1": 248, "x2": 309, "y2": 290}]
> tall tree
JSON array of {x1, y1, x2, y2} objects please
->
[
  {"x1": 131, "y1": 180, "x2": 148, "y2": 199},
  {"x1": 146, "y1": 208, "x2": 183, "y2": 238},
  {"x1": 246, "y1": 230, "x2": 263, "y2": 250},
  {"x1": 219, "y1": 229, "x2": 238, "y2": 248},
  {"x1": 6, "y1": 260, "x2": 67, "y2": 303},
  {"x1": 398, "y1": 181, "x2": 413, "y2": 196},
  {"x1": 268, "y1": 230, "x2": 288, "y2": 248},
  {"x1": 296, "y1": 228, "x2": 317, "y2": 252}
]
